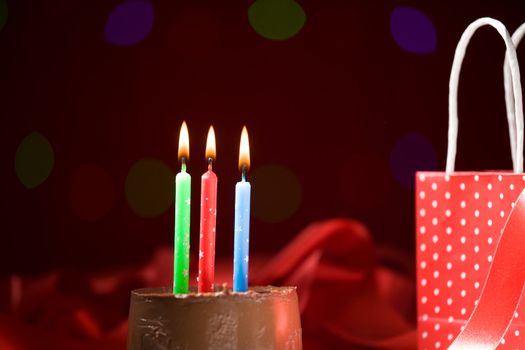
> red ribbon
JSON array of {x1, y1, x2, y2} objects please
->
[
  {"x1": 0, "y1": 219, "x2": 417, "y2": 349},
  {"x1": 254, "y1": 219, "x2": 416, "y2": 349},
  {"x1": 449, "y1": 189, "x2": 525, "y2": 349}
]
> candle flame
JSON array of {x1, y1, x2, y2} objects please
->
[
  {"x1": 178, "y1": 121, "x2": 190, "y2": 161},
  {"x1": 238, "y1": 126, "x2": 250, "y2": 172},
  {"x1": 205, "y1": 126, "x2": 216, "y2": 161}
]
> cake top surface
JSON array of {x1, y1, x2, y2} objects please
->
[{"x1": 131, "y1": 285, "x2": 297, "y2": 301}]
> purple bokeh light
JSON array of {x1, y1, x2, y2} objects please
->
[
  {"x1": 105, "y1": 1, "x2": 154, "y2": 46},
  {"x1": 390, "y1": 133, "x2": 437, "y2": 189},
  {"x1": 390, "y1": 6, "x2": 437, "y2": 54}
]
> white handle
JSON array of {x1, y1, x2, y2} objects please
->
[
  {"x1": 446, "y1": 18, "x2": 524, "y2": 173},
  {"x1": 504, "y1": 23, "x2": 525, "y2": 168}
]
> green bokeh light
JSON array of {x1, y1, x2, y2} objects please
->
[
  {"x1": 125, "y1": 158, "x2": 174, "y2": 218},
  {"x1": 251, "y1": 164, "x2": 302, "y2": 223},
  {"x1": 0, "y1": 0, "x2": 7, "y2": 32},
  {"x1": 248, "y1": 0, "x2": 306, "y2": 41},
  {"x1": 15, "y1": 132, "x2": 54, "y2": 189}
]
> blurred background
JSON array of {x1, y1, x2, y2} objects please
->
[
  {"x1": 0, "y1": 0, "x2": 525, "y2": 350},
  {"x1": 1, "y1": 0, "x2": 525, "y2": 347},
  {"x1": 3, "y1": 0, "x2": 525, "y2": 277}
]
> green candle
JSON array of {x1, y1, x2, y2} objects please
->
[{"x1": 174, "y1": 121, "x2": 191, "y2": 294}]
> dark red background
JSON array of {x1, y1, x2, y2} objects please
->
[{"x1": 2, "y1": 0, "x2": 525, "y2": 280}]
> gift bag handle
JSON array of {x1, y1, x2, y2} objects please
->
[
  {"x1": 446, "y1": 18, "x2": 524, "y2": 174},
  {"x1": 504, "y1": 22, "x2": 525, "y2": 169}
]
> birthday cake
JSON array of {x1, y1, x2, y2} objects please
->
[
  {"x1": 127, "y1": 285, "x2": 302, "y2": 350},
  {"x1": 128, "y1": 125, "x2": 302, "y2": 349}
]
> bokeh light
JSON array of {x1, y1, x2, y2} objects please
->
[
  {"x1": 15, "y1": 132, "x2": 54, "y2": 189},
  {"x1": 69, "y1": 163, "x2": 115, "y2": 221},
  {"x1": 248, "y1": 0, "x2": 306, "y2": 41},
  {"x1": 251, "y1": 164, "x2": 302, "y2": 223},
  {"x1": 105, "y1": 0, "x2": 154, "y2": 46},
  {"x1": 390, "y1": 133, "x2": 437, "y2": 189},
  {"x1": 390, "y1": 6, "x2": 437, "y2": 54},
  {"x1": 0, "y1": 0, "x2": 7, "y2": 32},
  {"x1": 340, "y1": 152, "x2": 389, "y2": 209},
  {"x1": 125, "y1": 158, "x2": 174, "y2": 218}
]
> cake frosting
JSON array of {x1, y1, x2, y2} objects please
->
[{"x1": 127, "y1": 285, "x2": 302, "y2": 350}]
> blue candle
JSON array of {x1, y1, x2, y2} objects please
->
[{"x1": 233, "y1": 127, "x2": 251, "y2": 292}]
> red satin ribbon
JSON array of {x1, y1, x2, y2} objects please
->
[
  {"x1": 449, "y1": 189, "x2": 525, "y2": 349},
  {"x1": 0, "y1": 219, "x2": 417, "y2": 349},
  {"x1": 255, "y1": 219, "x2": 416, "y2": 349}
]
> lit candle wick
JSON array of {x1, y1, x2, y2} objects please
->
[{"x1": 241, "y1": 166, "x2": 247, "y2": 182}]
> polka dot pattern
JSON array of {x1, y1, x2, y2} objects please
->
[{"x1": 416, "y1": 172, "x2": 525, "y2": 349}]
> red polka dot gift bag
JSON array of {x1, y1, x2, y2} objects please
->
[{"x1": 416, "y1": 18, "x2": 525, "y2": 350}]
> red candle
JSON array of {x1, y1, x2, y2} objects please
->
[{"x1": 198, "y1": 126, "x2": 218, "y2": 293}]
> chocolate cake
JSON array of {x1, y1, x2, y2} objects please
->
[{"x1": 128, "y1": 285, "x2": 302, "y2": 350}]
